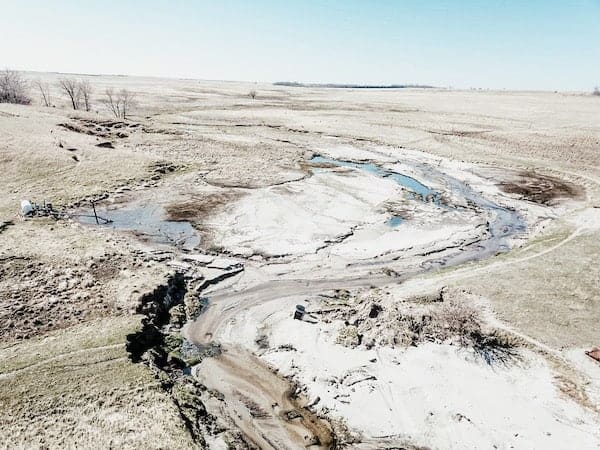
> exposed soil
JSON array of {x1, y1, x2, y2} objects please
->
[
  {"x1": 125, "y1": 273, "x2": 217, "y2": 446},
  {"x1": 58, "y1": 118, "x2": 140, "y2": 139},
  {"x1": 195, "y1": 348, "x2": 334, "y2": 449},
  {"x1": 166, "y1": 192, "x2": 241, "y2": 224},
  {"x1": 0, "y1": 254, "x2": 125, "y2": 341},
  {"x1": 499, "y1": 170, "x2": 584, "y2": 205}
]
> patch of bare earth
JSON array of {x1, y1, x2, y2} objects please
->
[{"x1": 499, "y1": 170, "x2": 584, "y2": 205}]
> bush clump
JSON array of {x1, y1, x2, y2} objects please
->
[{"x1": 0, "y1": 69, "x2": 31, "y2": 105}]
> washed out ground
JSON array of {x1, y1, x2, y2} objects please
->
[{"x1": 0, "y1": 73, "x2": 599, "y2": 448}]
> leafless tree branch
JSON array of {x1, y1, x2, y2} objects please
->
[
  {"x1": 79, "y1": 80, "x2": 93, "y2": 111},
  {"x1": 58, "y1": 78, "x2": 81, "y2": 110},
  {"x1": 102, "y1": 88, "x2": 136, "y2": 119},
  {"x1": 33, "y1": 79, "x2": 51, "y2": 107},
  {"x1": 0, "y1": 69, "x2": 31, "y2": 105}
]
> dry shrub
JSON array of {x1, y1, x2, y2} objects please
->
[
  {"x1": 336, "y1": 325, "x2": 361, "y2": 348},
  {"x1": 429, "y1": 299, "x2": 521, "y2": 365},
  {"x1": 435, "y1": 299, "x2": 482, "y2": 345},
  {"x1": 103, "y1": 88, "x2": 136, "y2": 119},
  {"x1": 0, "y1": 70, "x2": 31, "y2": 105},
  {"x1": 470, "y1": 329, "x2": 523, "y2": 365}
]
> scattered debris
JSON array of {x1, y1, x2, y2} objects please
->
[
  {"x1": 292, "y1": 304, "x2": 318, "y2": 323},
  {"x1": 255, "y1": 333, "x2": 269, "y2": 349},
  {"x1": 72, "y1": 200, "x2": 113, "y2": 225},
  {"x1": 20, "y1": 199, "x2": 65, "y2": 219},
  {"x1": 318, "y1": 288, "x2": 522, "y2": 365}
]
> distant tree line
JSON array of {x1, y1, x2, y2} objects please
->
[
  {"x1": 0, "y1": 69, "x2": 137, "y2": 118},
  {"x1": 273, "y1": 81, "x2": 436, "y2": 89}
]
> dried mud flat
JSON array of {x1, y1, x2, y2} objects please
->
[{"x1": 1, "y1": 74, "x2": 599, "y2": 449}]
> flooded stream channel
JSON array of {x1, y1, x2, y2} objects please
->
[
  {"x1": 77, "y1": 154, "x2": 526, "y2": 269},
  {"x1": 310, "y1": 154, "x2": 526, "y2": 265}
]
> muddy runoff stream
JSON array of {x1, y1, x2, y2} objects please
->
[{"x1": 77, "y1": 153, "x2": 530, "y2": 449}]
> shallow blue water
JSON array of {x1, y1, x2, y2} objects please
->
[
  {"x1": 386, "y1": 216, "x2": 404, "y2": 227},
  {"x1": 78, "y1": 204, "x2": 200, "y2": 250},
  {"x1": 311, "y1": 155, "x2": 439, "y2": 202},
  {"x1": 310, "y1": 154, "x2": 526, "y2": 248}
]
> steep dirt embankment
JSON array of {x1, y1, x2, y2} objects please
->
[
  {"x1": 125, "y1": 273, "x2": 220, "y2": 447},
  {"x1": 126, "y1": 270, "x2": 333, "y2": 449}
]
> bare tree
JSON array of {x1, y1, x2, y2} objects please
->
[
  {"x1": 248, "y1": 90, "x2": 257, "y2": 99},
  {"x1": 103, "y1": 88, "x2": 136, "y2": 119},
  {"x1": 0, "y1": 69, "x2": 31, "y2": 105},
  {"x1": 79, "y1": 80, "x2": 93, "y2": 111},
  {"x1": 119, "y1": 89, "x2": 135, "y2": 120},
  {"x1": 33, "y1": 79, "x2": 51, "y2": 107},
  {"x1": 58, "y1": 78, "x2": 81, "y2": 110},
  {"x1": 103, "y1": 88, "x2": 120, "y2": 118}
]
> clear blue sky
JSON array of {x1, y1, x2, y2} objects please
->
[{"x1": 2, "y1": 0, "x2": 599, "y2": 90}]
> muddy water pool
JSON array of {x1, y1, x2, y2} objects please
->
[{"x1": 77, "y1": 202, "x2": 200, "y2": 250}]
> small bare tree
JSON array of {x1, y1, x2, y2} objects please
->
[
  {"x1": 103, "y1": 88, "x2": 136, "y2": 120},
  {"x1": 119, "y1": 89, "x2": 135, "y2": 120},
  {"x1": 58, "y1": 78, "x2": 81, "y2": 110},
  {"x1": 103, "y1": 88, "x2": 119, "y2": 118},
  {"x1": 248, "y1": 90, "x2": 257, "y2": 99},
  {"x1": 0, "y1": 69, "x2": 31, "y2": 104},
  {"x1": 79, "y1": 80, "x2": 93, "y2": 111},
  {"x1": 33, "y1": 79, "x2": 51, "y2": 106}
]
